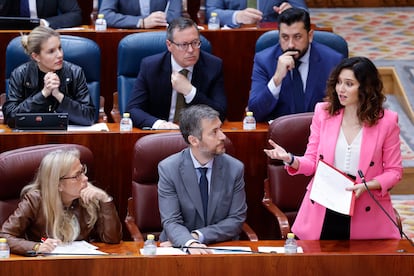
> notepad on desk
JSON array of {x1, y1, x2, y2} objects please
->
[
  {"x1": 258, "y1": 246, "x2": 304, "y2": 253},
  {"x1": 67, "y1": 123, "x2": 109, "y2": 132}
]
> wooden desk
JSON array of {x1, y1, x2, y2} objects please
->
[
  {"x1": 2, "y1": 240, "x2": 413, "y2": 275},
  {"x1": 0, "y1": 27, "x2": 268, "y2": 121},
  {"x1": 0, "y1": 122, "x2": 273, "y2": 239}
]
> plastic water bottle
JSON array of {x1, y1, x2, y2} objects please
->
[
  {"x1": 243, "y1": 111, "x2": 256, "y2": 130},
  {"x1": 142, "y1": 234, "x2": 157, "y2": 255},
  {"x1": 120, "y1": 112, "x2": 133, "y2": 132},
  {"x1": 0, "y1": 238, "x2": 10, "y2": 258},
  {"x1": 284, "y1": 232, "x2": 298, "y2": 254},
  {"x1": 208, "y1": 12, "x2": 220, "y2": 30},
  {"x1": 95, "y1": 14, "x2": 107, "y2": 31}
]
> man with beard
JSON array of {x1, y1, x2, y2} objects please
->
[
  {"x1": 248, "y1": 8, "x2": 344, "y2": 122},
  {"x1": 158, "y1": 105, "x2": 247, "y2": 254}
]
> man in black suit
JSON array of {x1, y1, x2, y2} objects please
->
[
  {"x1": 0, "y1": 0, "x2": 82, "y2": 29},
  {"x1": 126, "y1": 17, "x2": 227, "y2": 129}
]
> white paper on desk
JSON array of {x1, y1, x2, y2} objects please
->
[
  {"x1": 139, "y1": 247, "x2": 186, "y2": 255},
  {"x1": 67, "y1": 123, "x2": 109, "y2": 132},
  {"x1": 258, "y1": 246, "x2": 304, "y2": 253},
  {"x1": 310, "y1": 160, "x2": 356, "y2": 216},
  {"x1": 51, "y1": 240, "x2": 107, "y2": 255}
]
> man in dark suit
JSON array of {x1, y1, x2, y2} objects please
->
[
  {"x1": 99, "y1": 0, "x2": 182, "y2": 29},
  {"x1": 248, "y1": 8, "x2": 344, "y2": 122},
  {"x1": 158, "y1": 104, "x2": 247, "y2": 254},
  {"x1": 126, "y1": 17, "x2": 227, "y2": 129},
  {"x1": 206, "y1": 0, "x2": 307, "y2": 28},
  {"x1": 0, "y1": 0, "x2": 82, "y2": 29}
]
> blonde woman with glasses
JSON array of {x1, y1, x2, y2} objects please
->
[{"x1": 0, "y1": 149, "x2": 122, "y2": 255}]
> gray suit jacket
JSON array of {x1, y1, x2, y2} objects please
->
[
  {"x1": 99, "y1": 0, "x2": 182, "y2": 28},
  {"x1": 158, "y1": 148, "x2": 247, "y2": 246},
  {"x1": 206, "y1": 0, "x2": 307, "y2": 27}
]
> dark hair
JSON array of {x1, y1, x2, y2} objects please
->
[
  {"x1": 324, "y1": 56, "x2": 385, "y2": 126},
  {"x1": 167, "y1": 17, "x2": 199, "y2": 41},
  {"x1": 278, "y1": 8, "x2": 311, "y2": 32},
  {"x1": 179, "y1": 105, "x2": 220, "y2": 144}
]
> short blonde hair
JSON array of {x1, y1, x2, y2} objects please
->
[{"x1": 20, "y1": 26, "x2": 60, "y2": 56}]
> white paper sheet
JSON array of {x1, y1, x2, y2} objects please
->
[
  {"x1": 67, "y1": 123, "x2": 109, "y2": 132},
  {"x1": 51, "y1": 240, "x2": 107, "y2": 255},
  {"x1": 258, "y1": 246, "x2": 304, "y2": 253},
  {"x1": 139, "y1": 247, "x2": 186, "y2": 255},
  {"x1": 310, "y1": 160, "x2": 355, "y2": 215}
]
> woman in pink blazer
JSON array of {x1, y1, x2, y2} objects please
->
[{"x1": 265, "y1": 57, "x2": 403, "y2": 240}]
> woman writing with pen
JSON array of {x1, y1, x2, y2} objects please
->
[{"x1": 0, "y1": 149, "x2": 122, "y2": 255}]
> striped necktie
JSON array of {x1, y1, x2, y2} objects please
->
[
  {"x1": 247, "y1": 0, "x2": 257, "y2": 9},
  {"x1": 173, "y1": 69, "x2": 189, "y2": 123}
]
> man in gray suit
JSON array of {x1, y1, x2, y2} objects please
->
[{"x1": 158, "y1": 104, "x2": 247, "y2": 254}]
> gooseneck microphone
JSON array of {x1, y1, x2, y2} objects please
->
[{"x1": 358, "y1": 169, "x2": 414, "y2": 247}]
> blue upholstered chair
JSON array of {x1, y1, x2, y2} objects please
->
[
  {"x1": 116, "y1": 31, "x2": 212, "y2": 116},
  {"x1": 5, "y1": 35, "x2": 101, "y2": 122},
  {"x1": 255, "y1": 30, "x2": 349, "y2": 57}
]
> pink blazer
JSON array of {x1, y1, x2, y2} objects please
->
[{"x1": 290, "y1": 102, "x2": 403, "y2": 240}]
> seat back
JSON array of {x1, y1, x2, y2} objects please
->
[
  {"x1": 255, "y1": 30, "x2": 349, "y2": 57},
  {"x1": 5, "y1": 35, "x2": 101, "y2": 121},
  {"x1": 0, "y1": 144, "x2": 94, "y2": 225},
  {"x1": 267, "y1": 112, "x2": 314, "y2": 228},
  {"x1": 117, "y1": 31, "x2": 212, "y2": 115},
  {"x1": 129, "y1": 132, "x2": 234, "y2": 239}
]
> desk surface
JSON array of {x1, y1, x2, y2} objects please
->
[{"x1": 2, "y1": 240, "x2": 413, "y2": 275}]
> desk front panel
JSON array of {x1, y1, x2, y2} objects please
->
[
  {"x1": 0, "y1": 122, "x2": 272, "y2": 239},
  {"x1": 2, "y1": 240, "x2": 414, "y2": 275}
]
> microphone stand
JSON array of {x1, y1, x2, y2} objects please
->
[{"x1": 358, "y1": 170, "x2": 414, "y2": 247}]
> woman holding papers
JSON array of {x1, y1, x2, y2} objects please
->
[
  {"x1": 2, "y1": 26, "x2": 96, "y2": 127},
  {"x1": 0, "y1": 149, "x2": 122, "y2": 255},
  {"x1": 264, "y1": 57, "x2": 403, "y2": 240}
]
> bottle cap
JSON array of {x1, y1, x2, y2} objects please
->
[
  {"x1": 0, "y1": 238, "x2": 7, "y2": 243},
  {"x1": 246, "y1": 111, "x2": 253, "y2": 116},
  {"x1": 287, "y1": 233, "x2": 295, "y2": 239},
  {"x1": 147, "y1": 234, "x2": 155, "y2": 240},
  {"x1": 211, "y1": 12, "x2": 217, "y2": 17},
  {"x1": 98, "y1": 14, "x2": 104, "y2": 19},
  {"x1": 123, "y1": 112, "x2": 130, "y2": 118}
]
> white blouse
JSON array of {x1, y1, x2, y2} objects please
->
[{"x1": 334, "y1": 127, "x2": 362, "y2": 177}]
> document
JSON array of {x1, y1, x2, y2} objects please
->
[
  {"x1": 309, "y1": 160, "x2": 356, "y2": 216},
  {"x1": 67, "y1": 123, "x2": 109, "y2": 132},
  {"x1": 51, "y1": 241, "x2": 107, "y2": 255},
  {"x1": 258, "y1": 246, "x2": 304, "y2": 253}
]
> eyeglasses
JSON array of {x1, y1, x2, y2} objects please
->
[
  {"x1": 169, "y1": 39, "x2": 201, "y2": 51},
  {"x1": 60, "y1": 164, "x2": 87, "y2": 181}
]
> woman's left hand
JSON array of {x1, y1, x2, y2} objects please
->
[
  {"x1": 345, "y1": 183, "x2": 366, "y2": 199},
  {"x1": 80, "y1": 183, "x2": 111, "y2": 204}
]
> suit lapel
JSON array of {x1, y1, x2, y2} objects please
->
[
  {"x1": 207, "y1": 155, "x2": 224, "y2": 224},
  {"x1": 323, "y1": 108, "x2": 343, "y2": 163},
  {"x1": 359, "y1": 124, "x2": 378, "y2": 174},
  {"x1": 180, "y1": 149, "x2": 205, "y2": 221},
  {"x1": 304, "y1": 44, "x2": 322, "y2": 111}
]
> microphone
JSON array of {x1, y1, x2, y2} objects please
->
[
  {"x1": 358, "y1": 169, "x2": 414, "y2": 247},
  {"x1": 173, "y1": 245, "x2": 266, "y2": 254}
]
